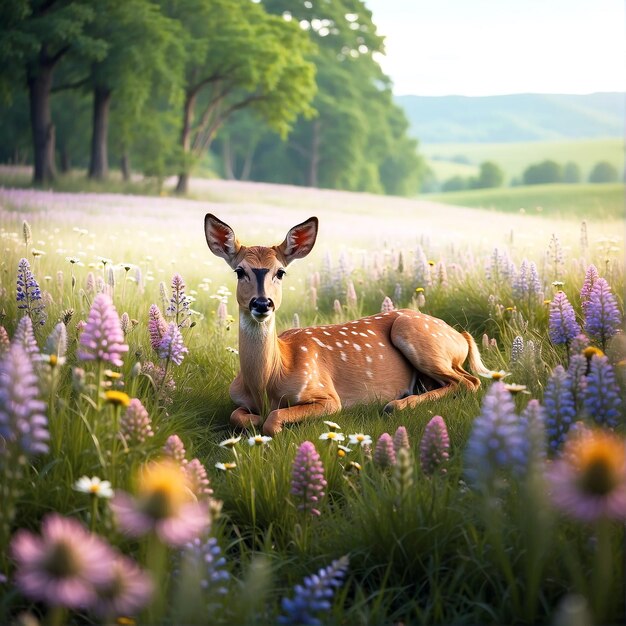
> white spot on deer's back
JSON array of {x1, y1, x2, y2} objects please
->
[
  {"x1": 323, "y1": 331, "x2": 331, "y2": 336},
  {"x1": 335, "y1": 342, "x2": 343, "y2": 348},
  {"x1": 359, "y1": 332, "x2": 368, "y2": 337},
  {"x1": 339, "y1": 331, "x2": 347, "y2": 336},
  {"x1": 353, "y1": 344, "x2": 362, "y2": 351},
  {"x1": 366, "y1": 356, "x2": 373, "y2": 363},
  {"x1": 367, "y1": 329, "x2": 376, "y2": 336},
  {"x1": 340, "y1": 352, "x2": 348, "y2": 362},
  {"x1": 366, "y1": 370, "x2": 373, "y2": 378},
  {"x1": 301, "y1": 346, "x2": 308, "y2": 352},
  {"x1": 424, "y1": 323, "x2": 429, "y2": 329},
  {"x1": 305, "y1": 331, "x2": 313, "y2": 335},
  {"x1": 378, "y1": 342, "x2": 386, "y2": 347},
  {"x1": 365, "y1": 343, "x2": 372, "y2": 349}
]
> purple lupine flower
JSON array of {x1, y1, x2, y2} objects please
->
[
  {"x1": 44, "y1": 322, "x2": 67, "y2": 359},
  {"x1": 78, "y1": 294, "x2": 128, "y2": 367},
  {"x1": 567, "y1": 354, "x2": 588, "y2": 411},
  {"x1": 184, "y1": 458, "x2": 214, "y2": 500},
  {"x1": 91, "y1": 553, "x2": 153, "y2": 618},
  {"x1": 16, "y1": 258, "x2": 46, "y2": 325},
  {"x1": 148, "y1": 304, "x2": 169, "y2": 351},
  {"x1": 158, "y1": 322, "x2": 188, "y2": 365},
  {"x1": 0, "y1": 343, "x2": 49, "y2": 456},
  {"x1": 420, "y1": 415, "x2": 450, "y2": 475},
  {"x1": 512, "y1": 260, "x2": 530, "y2": 300},
  {"x1": 393, "y1": 426, "x2": 410, "y2": 453},
  {"x1": 10, "y1": 513, "x2": 115, "y2": 609},
  {"x1": 510, "y1": 335, "x2": 524, "y2": 365},
  {"x1": 570, "y1": 334, "x2": 590, "y2": 355},
  {"x1": 166, "y1": 273, "x2": 192, "y2": 327},
  {"x1": 547, "y1": 233, "x2": 564, "y2": 280},
  {"x1": 13, "y1": 315, "x2": 39, "y2": 357},
  {"x1": 380, "y1": 296, "x2": 395, "y2": 313},
  {"x1": 0, "y1": 326, "x2": 10, "y2": 356},
  {"x1": 580, "y1": 264, "x2": 599, "y2": 315},
  {"x1": 290, "y1": 441, "x2": 327, "y2": 516},
  {"x1": 278, "y1": 556, "x2": 349, "y2": 626},
  {"x1": 584, "y1": 278, "x2": 622, "y2": 350},
  {"x1": 464, "y1": 382, "x2": 527, "y2": 487},
  {"x1": 543, "y1": 365, "x2": 577, "y2": 450},
  {"x1": 182, "y1": 537, "x2": 229, "y2": 595},
  {"x1": 583, "y1": 355, "x2": 622, "y2": 428},
  {"x1": 163, "y1": 434, "x2": 187, "y2": 464},
  {"x1": 374, "y1": 433, "x2": 396, "y2": 468},
  {"x1": 120, "y1": 398, "x2": 154, "y2": 445},
  {"x1": 548, "y1": 291, "x2": 581, "y2": 345},
  {"x1": 346, "y1": 280, "x2": 357, "y2": 309},
  {"x1": 519, "y1": 399, "x2": 547, "y2": 465}
]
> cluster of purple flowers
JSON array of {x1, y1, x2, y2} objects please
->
[
  {"x1": 182, "y1": 537, "x2": 229, "y2": 595},
  {"x1": 290, "y1": 441, "x2": 327, "y2": 516},
  {"x1": 166, "y1": 273, "x2": 192, "y2": 327},
  {"x1": 16, "y1": 258, "x2": 46, "y2": 325},
  {"x1": 512, "y1": 259, "x2": 542, "y2": 303},
  {"x1": 148, "y1": 304, "x2": 188, "y2": 366},
  {"x1": 584, "y1": 278, "x2": 621, "y2": 350},
  {"x1": 420, "y1": 416, "x2": 450, "y2": 475},
  {"x1": 278, "y1": 556, "x2": 349, "y2": 626},
  {"x1": 548, "y1": 291, "x2": 580, "y2": 346}
]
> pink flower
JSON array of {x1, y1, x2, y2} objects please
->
[
  {"x1": 10, "y1": 514, "x2": 115, "y2": 609},
  {"x1": 78, "y1": 294, "x2": 128, "y2": 367},
  {"x1": 420, "y1": 416, "x2": 450, "y2": 475},
  {"x1": 393, "y1": 426, "x2": 410, "y2": 453},
  {"x1": 374, "y1": 433, "x2": 396, "y2": 468},
  {"x1": 148, "y1": 304, "x2": 168, "y2": 351},
  {"x1": 290, "y1": 441, "x2": 327, "y2": 516}
]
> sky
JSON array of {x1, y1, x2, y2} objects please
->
[{"x1": 364, "y1": 0, "x2": 626, "y2": 96}]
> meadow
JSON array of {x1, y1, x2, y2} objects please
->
[{"x1": 0, "y1": 179, "x2": 625, "y2": 625}]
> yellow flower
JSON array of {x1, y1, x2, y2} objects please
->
[
  {"x1": 104, "y1": 390, "x2": 131, "y2": 407},
  {"x1": 104, "y1": 369, "x2": 123, "y2": 380},
  {"x1": 136, "y1": 459, "x2": 191, "y2": 518},
  {"x1": 570, "y1": 431, "x2": 625, "y2": 496},
  {"x1": 582, "y1": 346, "x2": 604, "y2": 360},
  {"x1": 490, "y1": 370, "x2": 510, "y2": 381},
  {"x1": 415, "y1": 287, "x2": 424, "y2": 293}
]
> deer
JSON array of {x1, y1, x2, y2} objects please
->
[{"x1": 205, "y1": 213, "x2": 497, "y2": 436}]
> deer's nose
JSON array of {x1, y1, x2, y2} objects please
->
[{"x1": 249, "y1": 297, "x2": 274, "y2": 315}]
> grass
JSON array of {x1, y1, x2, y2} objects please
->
[
  {"x1": 422, "y1": 137, "x2": 625, "y2": 183},
  {"x1": 426, "y1": 182, "x2": 625, "y2": 220},
  {"x1": 0, "y1": 180, "x2": 624, "y2": 625}
]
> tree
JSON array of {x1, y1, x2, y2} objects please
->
[
  {"x1": 562, "y1": 161, "x2": 581, "y2": 183},
  {"x1": 162, "y1": 0, "x2": 317, "y2": 194},
  {"x1": 442, "y1": 176, "x2": 467, "y2": 192},
  {"x1": 470, "y1": 161, "x2": 504, "y2": 189},
  {"x1": 588, "y1": 161, "x2": 618, "y2": 183},
  {"x1": 0, "y1": 0, "x2": 106, "y2": 184},
  {"x1": 522, "y1": 160, "x2": 562, "y2": 185}
]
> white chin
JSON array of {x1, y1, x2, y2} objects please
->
[{"x1": 251, "y1": 311, "x2": 273, "y2": 322}]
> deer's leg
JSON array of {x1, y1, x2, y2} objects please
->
[
  {"x1": 262, "y1": 398, "x2": 341, "y2": 436},
  {"x1": 384, "y1": 315, "x2": 480, "y2": 413},
  {"x1": 230, "y1": 407, "x2": 262, "y2": 429}
]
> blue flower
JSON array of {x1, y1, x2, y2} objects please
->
[
  {"x1": 183, "y1": 537, "x2": 229, "y2": 595},
  {"x1": 16, "y1": 258, "x2": 46, "y2": 325},
  {"x1": 543, "y1": 365, "x2": 576, "y2": 450},
  {"x1": 279, "y1": 556, "x2": 349, "y2": 626},
  {"x1": 584, "y1": 277, "x2": 622, "y2": 350},
  {"x1": 158, "y1": 322, "x2": 188, "y2": 365},
  {"x1": 548, "y1": 291, "x2": 580, "y2": 345},
  {"x1": 584, "y1": 355, "x2": 622, "y2": 428}
]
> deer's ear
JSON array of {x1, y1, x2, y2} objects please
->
[
  {"x1": 276, "y1": 217, "x2": 318, "y2": 265},
  {"x1": 204, "y1": 214, "x2": 242, "y2": 268}
]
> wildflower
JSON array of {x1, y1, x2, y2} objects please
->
[
  {"x1": 513, "y1": 259, "x2": 541, "y2": 302},
  {"x1": 337, "y1": 445, "x2": 351, "y2": 458},
  {"x1": 163, "y1": 434, "x2": 187, "y2": 465},
  {"x1": 583, "y1": 355, "x2": 622, "y2": 429},
  {"x1": 278, "y1": 556, "x2": 349, "y2": 626},
  {"x1": 392, "y1": 448, "x2": 414, "y2": 502},
  {"x1": 43, "y1": 322, "x2": 67, "y2": 360},
  {"x1": 91, "y1": 554, "x2": 153, "y2": 619},
  {"x1": 78, "y1": 294, "x2": 129, "y2": 367},
  {"x1": 13, "y1": 315, "x2": 39, "y2": 357},
  {"x1": 184, "y1": 459, "x2": 214, "y2": 500},
  {"x1": 141, "y1": 361, "x2": 176, "y2": 404},
  {"x1": 148, "y1": 304, "x2": 169, "y2": 351},
  {"x1": 580, "y1": 264, "x2": 599, "y2": 315},
  {"x1": 166, "y1": 273, "x2": 192, "y2": 327},
  {"x1": 333, "y1": 299, "x2": 342, "y2": 316},
  {"x1": 583, "y1": 345, "x2": 604, "y2": 361},
  {"x1": 10, "y1": 513, "x2": 115, "y2": 609},
  {"x1": 584, "y1": 277, "x2": 621, "y2": 350},
  {"x1": 181, "y1": 537, "x2": 229, "y2": 595},
  {"x1": 489, "y1": 370, "x2": 510, "y2": 381},
  {"x1": 158, "y1": 322, "x2": 188, "y2": 366},
  {"x1": 348, "y1": 433, "x2": 372, "y2": 447},
  {"x1": 319, "y1": 431, "x2": 345, "y2": 442},
  {"x1": 111, "y1": 459, "x2": 210, "y2": 546},
  {"x1": 465, "y1": 382, "x2": 527, "y2": 487},
  {"x1": 546, "y1": 429, "x2": 626, "y2": 522},
  {"x1": 215, "y1": 462, "x2": 236, "y2": 471},
  {"x1": 567, "y1": 354, "x2": 588, "y2": 409},
  {"x1": 120, "y1": 399, "x2": 154, "y2": 445},
  {"x1": 570, "y1": 334, "x2": 590, "y2": 355},
  {"x1": 393, "y1": 426, "x2": 410, "y2": 453},
  {"x1": 381, "y1": 296, "x2": 395, "y2": 313},
  {"x1": 547, "y1": 233, "x2": 564, "y2": 279},
  {"x1": 345, "y1": 461, "x2": 362, "y2": 472},
  {"x1": 373, "y1": 433, "x2": 396, "y2": 468},
  {"x1": 16, "y1": 258, "x2": 46, "y2": 325},
  {"x1": 292, "y1": 313, "x2": 301, "y2": 328},
  {"x1": 22, "y1": 220, "x2": 32, "y2": 247},
  {"x1": 0, "y1": 326, "x2": 9, "y2": 356},
  {"x1": 346, "y1": 280, "x2": 357, "y2": 308},
  {"x1": 247, "y1": 434, "x2": 272, "y2": 446},
  {"x1": 219, "y1": 435, "x2": 241, "y2": 448},
  {"x1": 519, "y1": 399, "x2": 547, "y2": 465},
  {"x1": 0, "y1": 343, "x2": 49, "y2": 456},
  {"x1": 290, "y1": 441, "x2": 327, "y2": 516},
  {"x1": 502, "y1": 383, "x2": 529, "y2": 394},
  {"x1": 104, "y1": 390, "x2": 131, "y2": 408},
  {"x1": 420, "y1": 415, "x2": 450, "y2": 475},
  {"x1": 74, "y1": 476, "x2": 114, "y2": 499},
  {"x1": 548, "y1": 291, "x2": 580, "y2": 346},
  {"x1": 544, "y1": 365, "x2": 577, "y2": 450},
  {"x1": 510, "y1": 335, "x2": 524, "y2": 364},
  {"x1": 323, "y1": 420, "x2": 341, "y2": 431}
]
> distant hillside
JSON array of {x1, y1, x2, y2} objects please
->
[{"x1": 396, "y1": 93, "x2": 625, "y2": 143}]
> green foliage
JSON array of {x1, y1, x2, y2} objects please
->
[
  {"x1": 469, "y1": 160, "x2": 504, "y2": 189},
  {"x1": 589, "y1": 160, "x2": 619, "y2": 183},
  {"x1": 563, "y1": 161, "x2": 581, "y2": 183},
  {"x1": 523, "y1": 160, "x2": 563, "y2": 185}
]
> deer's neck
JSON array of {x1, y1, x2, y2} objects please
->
[{"x1": 238, "y1": 311, "x2": 283, "y2": 407}]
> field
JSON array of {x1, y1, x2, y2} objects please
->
[
  {"x1": 0, "y1": 179, "x2": 625, "y2": 625},
  {"x1": 423, "y1": 137, "x2": 625, "y2": 183}
]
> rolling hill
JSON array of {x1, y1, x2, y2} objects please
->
[{"x1": 396, "y1": 93, "x2": 624, "y2": 144}]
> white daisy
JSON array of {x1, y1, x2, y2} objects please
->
[
  {"x1": 73, "y1": 476, "x2": 114, "y2": 499},
  {"x1": 348, "y1": 433, "x2": 372, "y2": 447}
]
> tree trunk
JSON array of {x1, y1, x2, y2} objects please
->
[
  {"x1": 60, "y1": 144, "x2": 70, "y2": 173},
  {"x1": 175, "y1": 90, "x2": 197, "y2": 194},
  {"x1": 27, "y1": 62, "x2": 56, "y2": 185},
  {"x1": 307, "y1": 119, "x2": 321, "y2": 188},
  {"x1": 88, "y1": 86, "x2": 112, "y2": 180},
  {"x1": 120, "y1": 151, "x2": 130, "y2": 181},
  {"x1": 222, "y1": 135, "x2": 235, "y2": 180},
  {"x1": 241, "y1": 143, "x2": 256, "y2": 181}
]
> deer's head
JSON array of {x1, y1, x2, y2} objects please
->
[{"x1": 204, "y1": 214, "x2": 318, "y2": 322}]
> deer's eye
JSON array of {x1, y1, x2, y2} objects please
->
[
  {"x1": 234, "y1": 268, "x2": 246, "y2": 280},
  {"x1": 276, "y1": 269, "x2": 286, "y2": 280}
]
